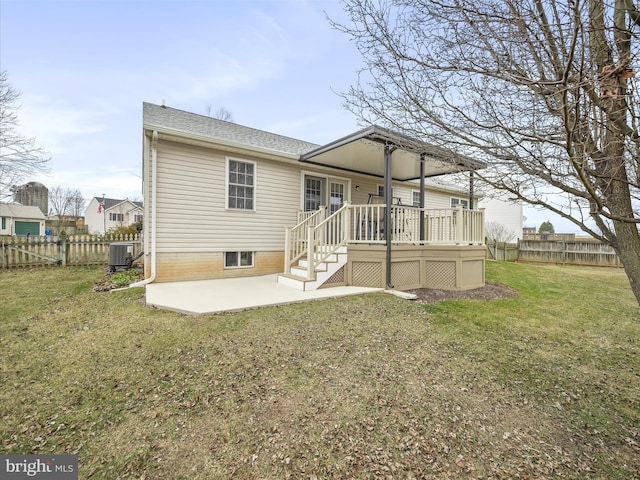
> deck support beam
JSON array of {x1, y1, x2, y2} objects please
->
[
  {"x1": 419, "y1": 154, "x2": 425, "y2": 243},
  {"x1": 384, "y1": 145, "x2": 394, "y2": 288}
]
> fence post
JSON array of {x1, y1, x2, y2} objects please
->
[
  {"x1": 1, "y1": 239, "x2": 6, "y2": 269},
  {"x1": 59, "y1": 232, "x2": 67, "y2": 266}
]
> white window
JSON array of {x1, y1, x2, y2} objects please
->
[
  {"x1": 376, "y1": 184, "x2": 394, "y2": 198},
  {"x1": 227, "y1": 158, "x2": 255, "y2": 210},
  {"x1": 412, "y1": 191, "x2": 421, "y2": 207},
  {"x1": 225, "y1": 251, "x2": 254, "y2": 268},
  {"x1": 451, "y1": 197, "x2": 469, "y2": 209},
  {"x1": 109, "y1": 212, "x2": 124, "y2": 221}
]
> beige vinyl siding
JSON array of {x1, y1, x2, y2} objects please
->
[
  {"x1": 155, "y1": 140, "x2": 301, "y2": 253},
  {"x1": 425, "y1": 190, "x2": 460, "y2": 209},
  {"x1": 348, "y1": 178, "x2": 467, "y2": 209}
]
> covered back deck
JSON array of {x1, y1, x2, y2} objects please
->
[
  {"x1": 283, "y1": 203, "x2": 485, "y2": 291},
  {"x1": 280, "y1": 125, "x2": 487, "y2": 291}
]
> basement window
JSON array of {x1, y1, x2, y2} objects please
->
[{"x1": 225, "y1": 251, "x2": 254, "y2": 268}]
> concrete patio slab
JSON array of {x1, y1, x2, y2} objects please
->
[{"x1": 145, "y1": 274, "x2": 383, "y2": 315}]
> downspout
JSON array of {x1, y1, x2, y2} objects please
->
[
  {"x1": 128, "y1": 130, "x2": 158, "y2": 288},
  {"x1": 384, "y1": 145, "x2": 395, "y2": 289}
]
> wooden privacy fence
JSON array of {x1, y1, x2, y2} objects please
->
[
  {"x1": 1, "y1": 234, "x2": 142, "y2": 269},
  {"x1": 517, "y1": 240, "x2": 621, "y2": 267},
  {"x1": 486, "y1": 240, "x2": 519, "y2": 261}
]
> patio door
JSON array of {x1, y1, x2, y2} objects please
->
[
  {"x1": 303, "y1": 175, "x2": 348, "y2": 213},
  {"x1": 329, "y1": 180, "x2": 346, "y2": 214}
]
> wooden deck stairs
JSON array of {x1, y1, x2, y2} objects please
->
[{"x1": 277, "y1": 246, "x2": 347, "y2": 291}]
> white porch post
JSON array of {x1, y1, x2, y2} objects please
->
[
  {"x1": 343, "y1": 201, "x2": 351, "y2": 242},
  {"x1": 306, "y1": 225, "x2": 315, "y2": 280},
  {"x1": 284, "y1": 227, "x2": 292, "y2": 274},
  {"x1": 456, "y1": 205, "x2": 464, "y2": 244}
]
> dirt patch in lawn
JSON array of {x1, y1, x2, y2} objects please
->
[{"x1": 406, "y1": 280, "x2": 519, "y2": 304}]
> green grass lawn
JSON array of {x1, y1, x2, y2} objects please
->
[{"x1": 1, "y1": 262, "x2": 638, "y2": 479}]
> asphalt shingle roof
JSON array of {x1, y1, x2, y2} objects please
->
[
  {"x1": 143, "y1": 102, "x2": 320, "y2": 157},
  {"x1": 93, "y1": 198, "x2": 143, "y2": 210},
  {"x1": 0, "y1": 203, "x2": 46, "y2": 219}
]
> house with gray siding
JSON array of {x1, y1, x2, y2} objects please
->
[{"x1": 141, "y1": 102, "x2": 487, "y2": 291}]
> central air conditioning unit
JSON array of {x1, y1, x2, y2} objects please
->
[{"x1": 109, "y1": 242, "x2": 133, "y2": 272}]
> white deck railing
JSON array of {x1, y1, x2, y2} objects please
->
[
  {"x1": 349, "y1": 205, "x2": 485, "y2": 245},
  {"x1": 284, "y1": 204, "x2": 484, "y2": 279}
]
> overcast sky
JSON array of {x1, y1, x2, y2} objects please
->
[{"x1": 1, "y1": 0, "x2": 579, "y2": 233}]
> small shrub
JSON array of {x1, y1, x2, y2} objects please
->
[
  {"x1": 107, "y1": 224, "x2": 139, "y2": 238},
  {"x1": 93, "y1": 268, "x2": 143, "y2": 292}
]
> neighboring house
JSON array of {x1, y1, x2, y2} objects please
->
[
  {"x1": 84, "y1": 198, "x2": 143, "y2": 235},
  {"x1": 141, "y1": 102, "x2": 488, "y2": 291},
  {"x1": 479, "y1": 196, "x2": 524, "y2": 241},
  {"x1": 0, "y1": 203, "x2": 46, "y2": 236},
  {"x1": 411, "y1": 179, "x2": 523, "y2": 241}
]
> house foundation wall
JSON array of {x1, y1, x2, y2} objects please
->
[
  {"x1": 346, "y1": 244, "x2": 486, "y2": 291},
  {"x1": 152, "y1": 251, "x2": 284, "y2": 283}
]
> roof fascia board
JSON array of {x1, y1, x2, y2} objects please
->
[{"x1": 300, "y1": 159, "x2": 467, "y2": 182}]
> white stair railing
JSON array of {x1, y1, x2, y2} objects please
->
[
  {"x1": 306, "y1": 202, "x2": 350, "y2": 280},
  {"x1": 284, "y1": 207, "x2": 326, "y2": 275}
]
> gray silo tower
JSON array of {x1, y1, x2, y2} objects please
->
[{"x1": 13, "y1": 182, "x2": 49, "y2": 215}]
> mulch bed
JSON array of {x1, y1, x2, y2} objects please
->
[{"x1": 406, "y1": 281, "x2": 519, "y2": 304}]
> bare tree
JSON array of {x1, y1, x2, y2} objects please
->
[
  {"x1": 69, "y1": 189, "x2": 86, "y2": 217},
  {"x1": 331, "y1": 0, "x2": 640, "y2": 304},
  {"x1": 49, "y1": 186, "x2": 85, "y2": 232},
  {"x1": 485, "y1": 221, "x2": 517, "y2": 243},
  {"x1": 49, "y1": 185, "x2": 72, "y2": 217},
  {"x1": 205, "y1": 105, "x2": 234, "y2": 122},
  {"x1": 0, "y1": 71, "x2": 50, "y2": 199}
]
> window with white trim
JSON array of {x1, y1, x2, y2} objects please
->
[
  {"x1": 134, "y1": 214, "x2": 143, "y2": 223},
  {"x1": 376, "y1": 184, "x2": 394, "y2": 198},
  {"x1": 412, "y1": 191, "x2": 421, "y2": 207},
  {"x1": 227, "y1": 158, "x2": 255, "y2": 210},
  {"x1": 450, "y1": 197, "x2": 469, "y2": 209},
  {"x1": 225, "y1": 251, "x2": 254, "y2": 268},
  {"x1": 109, "y1": 212, "x2": 124, "y2": 221}
]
